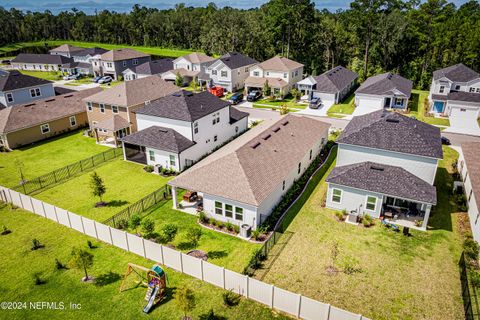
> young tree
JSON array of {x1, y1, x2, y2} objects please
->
[
  {"x1": 90, "y1": 172, "x2": 106, "y2": 205},
  {"x1": 262, "y1": 79, "x2": 271, "y2": 97},
  {"x1": 129, "y1": 214, "x2": 141, "y2": 233},
  {"x1": 142, "y1": 218, "x2": 155, "y2": 238},
  {"x1": 175, "y1": 72, "x2": 184, "y2": 87},
  {"x1": 70, "y1": 247, "x2": 94, "y2": 281},
  {"x1": 161, "y1": 223, "x2": 178, "y2": 243},
  {"x1": 186, "y1": 227, "x2": 202, "y2": 248},
  {"x1": 175, "y1": 286, "x2": 196, "y2": 320},
  {"x1": 290, "y1": 88, "x2": 300, "y2": 101}
]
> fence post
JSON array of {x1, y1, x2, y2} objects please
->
[
  {"x1": 67, "y1": 165, "x2": 71, "y2": 178},
  {"x1": 296, "y1": 294, "x2": 302, "y2": 318},
  {"x1": 124, "y1": 232, "x2": 129, "y2": 251},
  {"x1": 38, "y1": 177, "x2": 43, "y2": 189},
  {"x1": 200, "y1": 260, "x2": 204, "y2": 281},
  {"x1": 53, "y1": 170, "x2": 57, "y2": 183},
  {"x1": 80, "y1": 160, "x2": 83, "y2": 171},
  {"x1": 271, "y1": 285, "x2": 275, "y2": 308},
  {"x1": 180, "y1": 252, "x2": 184, "y2": 273},
  {"x1": 222, "y1": 267, "x2": 226, "y2": 289},
  {"x1": 91, "y1": 156, "x2": 94, "y2": 167},
  {"x1": 22, "y1": 182, "x2": 26, "y2": 195},
  {"x1": 103, "y1": 152, "x2": 106, "y2": 161},
  {"x1": 141, "y1": 238, "x2": 146, "y2": 258}
]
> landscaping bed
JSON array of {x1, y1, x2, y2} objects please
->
[{"x1": 409, "y1": 89, "x2": 451, "y2": 126}]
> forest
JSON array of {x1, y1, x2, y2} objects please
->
[{"x1": 1, "y1": 0, "x2": 479, "y2": 88}]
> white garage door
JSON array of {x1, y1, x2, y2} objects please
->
[
  {"x1": 446, "y1": 106, "x2": 480, "y2": 136},
  {"x1": 450, "y1": 106, "x2": 479, "y2": 119}
]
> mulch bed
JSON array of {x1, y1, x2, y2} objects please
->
[{"x1": 187, "y1": 250, "x2": 208, "y2": 261}]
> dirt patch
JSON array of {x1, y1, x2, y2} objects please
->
[{"x1": 187, "y1": 250, "x2": 208, "y2": 261}]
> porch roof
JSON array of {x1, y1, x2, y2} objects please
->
[
  {"x1": 122, "y1": 125, "x2": 195, "y2": 153},
  {"x1": 93, "y1": 115, "x2": 130, "y2": 131},
  {"x1": 326, "y1": 161, "x2": 437, "y2": 204}
]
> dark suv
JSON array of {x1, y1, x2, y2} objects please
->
[
  {"x1": 229, "y1": 93, "x2": 244, "y2": 105},
  {"x1": 247, "y1": 90, "x2": 262, "y2": 102}
]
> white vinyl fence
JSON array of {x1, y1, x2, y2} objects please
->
[{"x1": 0, "y1": 186, "x2": 370, "y2": 320}]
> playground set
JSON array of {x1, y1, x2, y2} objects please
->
[{"x1": 119, "y1": 263, "x2": 167, "y2": 314}]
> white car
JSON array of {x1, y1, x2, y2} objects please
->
[{"x1": 98, "y1": 76, "x2": 113, "y2": 84}]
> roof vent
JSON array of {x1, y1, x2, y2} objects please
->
[
  {"x1": 45, "y1": 99, "x2": 55, "y2": 102},
  {"x1": 370, "y1": 165, "x2": 384, "y2": 171},
  {"x1": 185, "y1": 92, "x2": 193, "y2": 97},
  {"x1": 24, "y1": 103, "x2": 35, "y2": 107},
  {"x1": 250, "y1": 142, "x2": 261, "y2": 149},
  {"x1": 262, "y1": 134, "x2": 271, "y2": 140},
  {"x1": 281, "y1": 120, "x2": 289, "y2": 126},
  {"x1": 172, "y1": 92, "x2": 182, "y2": 97},
  {"x1": 63, "y1": 94, "x2": 73, "y2": 98},
  {"x1": 272, "y1": 127, "x2": 280, "y2": 133},
  {"x1": 385, "y1": 118, "x2": 399, "y2": 123},
  {"x1": 158, "y1": 128, "x2": 168, "y2": 133}
]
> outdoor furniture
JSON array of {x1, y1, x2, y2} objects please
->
[{"x1": 183, "y1": 191, "x2": 198, "y2": 202}]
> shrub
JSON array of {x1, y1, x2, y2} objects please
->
[
  {"x1": 225, "y1": 222, "x2": 234, "y2": 232},
  {"x1": 31, "y1": 238, "x2": 43, "y2": 250},
  {"x1": 362, "y1": 214, "x2": 373, "y2": 227},
  {"x1": 175, "y1": 286, "x2": 195, "y2": 319},
  {"x1": 335, "y1": 211, "x2": 345, "y2": 221},
  {"x1": 470, "y1": 270, "x2": 480, "y2": 288},
  {"x1": 217, "y1": 221, "x2": 224, "y2": 229},
  {"x1": 186, "y1": 227, "x2": 202, "y2": 248},
  {"x1": 87, "y1": 240, "x2": 96, "y2": 249},
  {"x1": 210, "y1": 218, "x2": 218, "y2": 227},
  {"x1": 1, "y1": 225, "x2": 11, "y2": 235},
  {"x1": 116, "y1": 218, "x2": 129, "y2": 230},
  {"x1": 233, "y1": 225, "x2": 240, "y2": 233},
  {"x1": 32, "y1": 272, "x2": 45, "y2": 285},
  {"x1": 144, "y1": 165, "x2": 154, "y2": 173},
  {"x1": 129, "y1": 214, "x2": 142, "y2": 232},
  {"x1": 142, "y1": 218, "x2": 155, "y2": 238},
  {"x1": 161, "y1": 223, "x2": 178, "y2": 243},
  {"x1": 70, "y1": 247, "x2": 94, "y2": 281},
  {"x1": 55, "y1": 258, "x2": 66, "y2": 270},
  {"x1": 198, "y1": 211, "x2": 209, "y2": 224},
  {"x1": 223, "y1": 290, "x2": 241, "y2": 307},
  {"x1": 251, "y1": 229, "x2": 262, "y2": 241},
  {"x1": 199, "y1": 309, "x2": 219, "y2": 320},
  {"x1": 464, "y1": 238, "x2": 480, "y2": 261}
]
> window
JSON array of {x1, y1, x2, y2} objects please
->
[
  {"x1": 283, "y1": 73, "x2": 287, "y2": 79},
  {"x1": 6, "y1": 93, "x2": 13, "y2": 103},
  {"x1": 225, "y1": 204, "x2": 233, "y2": 218},
  {"x1": 394, "y1": 97, "x2": 404, "y2": 106},
  {"x1": 253, "y1": 71, "x2": 259, "y2": 77},
  {"x1": 476, "y1": 88, "x2": 480, "y2": 93},
  {"x1": 215, "y1": 201, "x2": 223, "y2": 215},
  {"x1": 133, "y1": 59, "x2": 138, "y2": 65},
  {"x1": 169, "y1": 155, "x2": 176, "y2": 167},
  {"x1": 332, "y1": 188, "x2": 342, "y2": 203},
  {"x1": 214, "y1": 135, "x2": 218, "y2": 142},
  {"x1": 297, "y1": 162, "x2": 301, "y2": 174},
  {"x1": 87, "y1": 102, "x2": 93, "y2": 111},
  {"x1": 266, "y1": 72, "x2": 270, "y2": 76},
  {"x1": 464, "y1": 171, "x2": 469, "y2": 183},
  {"x1": 455, "y1": 85, "x2": 460, "y2": 90},
  {"x1": 40, "y1": 123, "x2": 50, "y2": 134},
  {"x1": 112, "y1": 105, "x2": 119, "y2": 114},
  {"x1": 282, "y1": 180, "x2": 286, "y2": 190},
  {"x1": 212, "y1": 70, "x2": 217, "y2": 75},
  {"x1": 194, "y1": 122, "x2": 198, "y2": 134},
  {"x1": 309, "y1": 149, "x2": 313, "y2": 160},
  {"x1": 69, "y1": 116, "x2": 76, "y2": 127},
  {"x1": 235, "y1": 207, "x2": 243, "y2": 221},
  {"x1": 469, "y1": 190, "x2": 473, "y2": 203},
  {"x1": 107, "y1": 62, "x2": 113, "y2": 68},
  {"x1": 235, "y1": 126, "x2": 239, "y2": 133},
  {"x1": 123, "y1": 61, "x2": 127, "y2": 67},
  {"x1": 100, "y1": 104, "x2": 105, "y2": 113},
  {"x1": 439, "y1": 86, "x2": 445, "y2": 94},
  {"x1": 365, "y1": 196, "x2": 377, "y2": 211},
  {"x1": 470, "y1": 87, "x2": 476, "y2": 93},
  {"x1": 221, "y1": 71, "x2": 227, "y2": 77},
  {"x1": 295, "y1": 70, "x2": 299, "y2": 76},
  {"x1": 216, "y1": 115, "x2": 220, "y2": 123},
  {"x1": 245, "y1": 67, "x2": 249, "y2": 72},
  {"x1": 149, "y1": 150, "x2": 155, "y2": 161},
  {"x1": 30, "y1": 88, "x2": 41, "y2": 97}
]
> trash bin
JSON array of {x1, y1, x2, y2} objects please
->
[
  {"x1": 240, "y1": 224, "x2": 251, "y2": 238},
  {"x1": 153, "y1": 165, "x2": 161, "y2": 174}
]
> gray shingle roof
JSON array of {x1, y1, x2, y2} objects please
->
[
  {"x1": 229, "y1": 107, "x2": 249, "y2": 124},
  {"x1": 326, "y1": 161, "x2": 437, "y2": 204},
  {"x1": 0, "y1": 70, "x2": 52, "y2": 91},
  {"x1": 313, "y1": 66, "x2": 358, "y2": 94},
  {"x1": 135, "y1": 90, "x2": 230, "y2": 122},
  {"x1": 11, "y1": 53, "x2": 73, "y2": 65},
  {"x1": 447, "y1": 91, "x2": 480, "y2": 103},
  {"x1": 122, "y1": 125, "x2": 195, "y2": 153},
  {"x1": 169, "y1": 115, "x2": 331, "y2": 206},
  {"x1": 355, "y1": 72, "x2": 412, "y2": 97},
  {"x1": 134, "y1": 59, "x2": 173, "y2": 75},
  {"x1": 433, "y1": 64, "x2": 479, "y2": 82},
  {"x1": 72, "y1": 47, "x2": 108, "y2": 57},
  {"x1": 337, "y1": 110, "x2": 443, "y2": 159},
  {"x1": 462, "y1": 142, "x2": 480, "y2": 210},
  {"x1": 219, "y1": 52, "x2": 258, "y2": 70}
]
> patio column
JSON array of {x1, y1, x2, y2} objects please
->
[
  {"x1": 422, "y1": 204, "x2": 432, "y2": 229},
  {"x1": 121, "y1": 141, "x2": 127, "y2": 161},
  {"x1": 94, "y1": 128, "x2": 99, "y2": 143},
  {"x1": 172, "y1": 186, "x2": 178, "y2": 210}
]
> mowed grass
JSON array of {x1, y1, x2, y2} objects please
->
[
  {"x1": 0, "y1": 130, "x2": 108, "y2": 187},
  {"x1": 0, "y1": 41, "x2": 194, "y2": 58},
  {"x1": 35, "y1": 159, "x2": 170, "y2": 222},
  {"x1": 135, "y1": 199, "x2": 260, "y2": 273},
  {"x1": 255, "y1": 95, "x2": 307, "y2": 110},
  {"x1": 0, "y1": 205, "x2": 289, "y2": 320},
  {"x1": 410, "y1": 89, "x2": 450, "y2": 126},
  {"x1": 259, "y1": 146, "x2": 464, "y2": 320},
  {"x1": 18, "y1": 70, "x2": 63, "y2": 81},
  {"x1": 327, "y1": 93, "x2": 355, "y2": 116}
]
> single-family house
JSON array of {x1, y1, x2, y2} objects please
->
[
  {"x1": 296, "y1": 66, "x2": 358, "y2": 108},
  {"x1": 458, "y1": 142, "x2": 480, "y2": 242},
  {"x1": 326, "y1": 110, "x2": 443, "y2": 230},
  {"x1": 429, "y1": 64, "x2": 480, "y2": 132},
  {"x1": 161, "y1": 52, "x2": 215, "y2": 86},
  {"x1": 11, "y1": 53, "x2": 73, "y2": 72},
  {"x1": 168, "y1": 114, "x2": 330, "y2": 230},
  {"x1": 123, "y1": 59, "x2": 173, "y2": 81},
  {"x1": 0, "y1": 70, "x2": 55, "y2": 108},
  {"x1": 353, "y1": 73, "x2": 412, "y2": 116},
  {"x1": 244, "y1": 56, "x2": 303, "y2": 98},
  {"x1": 204, "y1": 52, "x2": 258, "y2": 92},
  {"x1": 98, "y1": 48, "x2": 151, "y2": 80},
  {"x1": 0, "y1": 87, "x2": 101, "y2": 149},
  {"x1": 122, "y1": 90, "x2": 248, "y2": 171},
  {"x1": 49, "y1": 44, "x2": 85, "y2": 58},
  {"x1": 83, "y1": 76, "x2": 179, "y2": 146},
  {"x1": 71, "y1": 47, "x2": 108, "y2": 76}
]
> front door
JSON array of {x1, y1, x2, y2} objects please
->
[
  {"x1": 117, "y1": 128, "x2": 127, "y2": 139},
  {"x1": 384, "y1": 97, "x2": 391, "y2": 108},
  {"x1": 433, "y1": 101, "x2": 444, "y2": 113}
]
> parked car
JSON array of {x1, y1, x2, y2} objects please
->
[
  {"x1": 98, "y1": 76, "x2": 113, "y2": 84},
  {"x1": 441, "y1": 136, "x2": 451, "y2": 145},
  {"x1": 309, "y1": 97, "x2": 322, "y2": 109},
  {"x1": 229, "y1": 93, "x2": 244, "y2": 105},
  {"x1": 208, "y1": 86, "x2": 224, "y2": 97},
  {"x1": 247, "y1": 90, "x2": 262, "y2": 102},
  {"x1": 92, "y1": 76, "x2": 103, "y2": 83},
  {"x1": 63, "y1": 74, "x2": 81, "y2": 80}
]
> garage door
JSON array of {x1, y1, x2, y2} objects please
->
[
  {"x1": 450, "y1": 106, "x2": 478, "y2": 119},
  {"x1": 446, "y1": 106, "x2": 480, "y2": 136}
]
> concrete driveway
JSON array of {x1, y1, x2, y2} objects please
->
[{"x1": 443, "y1": 115, "x2": 480, "y2": 137}]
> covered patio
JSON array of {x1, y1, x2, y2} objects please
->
[
  {"x1": 92, "y1": 115, "x2": 131, "y2": 147},
  {"x1": 381, "y1": 196, "x2": 432, "y2": 230}
]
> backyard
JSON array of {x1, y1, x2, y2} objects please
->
[
  {"x1": 0, "y1": 130, "x2": 108, "y2": 187},
  {"x1": 0, "y1": 205, "x2": 288, "y2": 320},
  {"x1": 253, "y1": 94, "x2": 307, "y2": 111},
  {"x1": 256, "y1": 146, "x2": 465, "y2": 320},
  {"x1": 18, "y1": 70, "x2": 63, "y2": 81},
  {"x1": 409, "y1": 89, "x2": 450, "y2": 127},
  {"x1": 35, "y1": 159, "x2": 170, "y2": 222}
]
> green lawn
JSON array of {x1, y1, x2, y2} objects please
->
[
  {"x1": 18, "y1": 70, "x2": 63, "y2": 81},
  {"x1": 255, "y1": 95, "x2": 307, "y2": 110},
  {"x1": 327, "y1": 93, "x2": 355, "y2": 116},
  {"x1": 410, "y1": 89, "x2": 450, "y2": 126},
  {"x1": 134, "y1": 199, "x2": 260, "y2": 273},
  {"x1": 0, "y1": 205, "x2": 288, "y2": 320},
  {"x1": 258, "y1": 146, "x2": 464, "y2": 320},
  {"x1": 0, "y1": 41, "x2": 194, "y2": 58},
  {"x1": 0, "y1": 130, "x2": 108, "y2": 187},
  {"x1": 35, "y1": 159, "x2": 170, "y2": 222}
]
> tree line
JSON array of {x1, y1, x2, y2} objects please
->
[{"x1": 1, "y1": 0, "x2": 479, "y2": 88}]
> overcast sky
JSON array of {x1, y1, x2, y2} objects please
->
[{"x1": 0, "y1": 0, "x2": 472, "y2": 14}]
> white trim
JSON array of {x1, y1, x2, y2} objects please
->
[
  {"x1": 364, "y1": 195, "x2": 378, "y2": 212},
  {"x1": 331, "y1": 188, "x2": 343, "y2": 204},
  {"x1": 69, "y1": 115, "x2": 77, "y2": 127},
  {"x1": 337, "y1": 142, "x2": 441, "y2": 161},
  {"x1": 40, "y1": 123, "x2": 50, "y2": 134},
  {"x1": 112, "y1": 105, "x2": 119, "y2": 114},
  {"x1": 87, "y1": 101, "x2": 93, "y2": 112},
  {"x1": 6, "y1": 92, "x2": 14, "y2": 103},
  {"x1": 100, "y1": 103, "x2": 105, "y2": 113}
]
